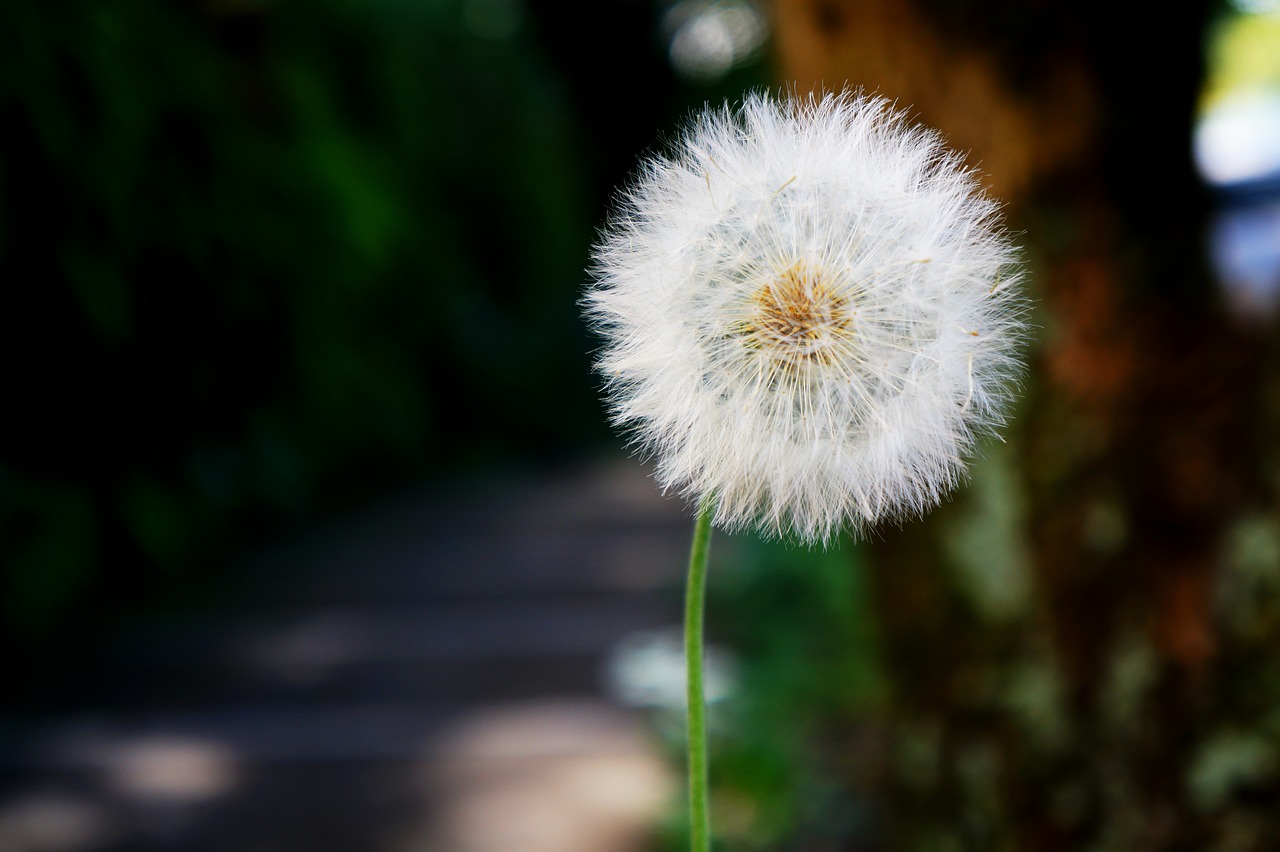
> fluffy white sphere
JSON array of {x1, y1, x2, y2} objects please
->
[{"x1": 586, "y1": 90, "x2": 1027, "y2": 544}]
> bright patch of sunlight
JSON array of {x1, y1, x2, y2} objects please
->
[
  {"x1": 104, "y1": 735, "x2": 240, "y2": 803},
  {"x1": 1197, "y1": 4, "x2": 1280, "y2": 318},
  {"x1": 1196, "y1": 8, "x2": 1280, "y2": 185},
  {"x1": 664, "y1": 0, "x2": 768, "y2": 82}
]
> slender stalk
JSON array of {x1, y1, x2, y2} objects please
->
[{"x1": 685, "y1": 498, "x2": 715, "y2": 852}]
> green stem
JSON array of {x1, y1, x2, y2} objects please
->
[{"x1": 685, "y1": 497, "x2": 714, "y2": 852}]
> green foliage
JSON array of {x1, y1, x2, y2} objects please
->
[{"x1": 0, "y1": 0, "x2": 596, "y2": 652}]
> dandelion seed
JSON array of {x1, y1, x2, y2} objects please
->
[{"x1": 585, "y1": 89, "x2": 1027, "y2": 545}]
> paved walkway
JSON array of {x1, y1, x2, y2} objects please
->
[{"x1": 0, "y1": 458, "x2": 694, "y2": 851}]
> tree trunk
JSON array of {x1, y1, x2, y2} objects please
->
[{"x1": 771, "y1": 1, "x2": 1280, "y2": 847}]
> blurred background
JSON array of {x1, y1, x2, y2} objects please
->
[{"x1": 4, "y1": 0, "x2": 1280, "y2": 849}]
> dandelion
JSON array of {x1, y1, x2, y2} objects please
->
[
  {"x1": 584, "y1": 89, "x2": 1026, "y2": 852},
  {"x1": 586, "y1": 89, "x2": 1026, "y2": 545}
]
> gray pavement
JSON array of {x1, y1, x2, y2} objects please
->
[{"x1": 0, "y1": 457, "x2": 695, "y2": 851}]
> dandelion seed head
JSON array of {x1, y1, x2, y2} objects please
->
[{"x1": 585, "y1": 89, "x2": 1028, "y2": 545}]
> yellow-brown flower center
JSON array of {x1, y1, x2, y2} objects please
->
[{"x1": 740, "y1": 264, "x2": 852, "y2": 368}]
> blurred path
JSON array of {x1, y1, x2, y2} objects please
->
[{"x1": 0, "y1": 458, "x2": 690, "y2": 851}]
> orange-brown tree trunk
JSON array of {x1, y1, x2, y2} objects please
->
[{"x1": 772, "y1": 1, "x2": 1280, "y2": 847}]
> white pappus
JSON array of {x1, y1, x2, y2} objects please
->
[{"x1": 585, "y1": 89, "x2": 1028, "y2": 545}]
